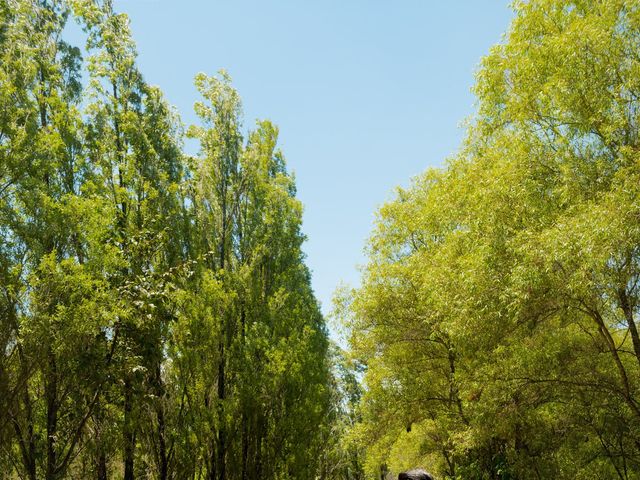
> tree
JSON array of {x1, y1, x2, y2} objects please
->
[
  {"x1": 181, "y1": 71, "x2": 333, "y2": 480},
  {"x1": 0, "y1": 1, "x2": 112, "y2": 478},
  {"x1": 1, "y1": 1, "x2": 337, "y2": 479},
  {"x1": 341, "y1": 0, "x2": 640, "y2": 478}
]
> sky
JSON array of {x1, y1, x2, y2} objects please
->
[{"x1": 105, "y1": 0, "x2": 514, "y2": 320}]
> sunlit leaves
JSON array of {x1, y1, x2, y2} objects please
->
[{"x1": 343, "y1": 1, "x2": 640, "y2": 479}]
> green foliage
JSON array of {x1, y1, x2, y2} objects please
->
[
  {"x1": 0, "y1": 1, "x2": 338, "y2": 479},
  {"x1": 341, "y1": 1, "x2": 640, "y2": 479}
]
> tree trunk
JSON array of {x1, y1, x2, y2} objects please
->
[
  {"x1": 619, "y1": 289, "x2": 640, "y2": 368},
  {"x1": 97, "y1": 451, "x2": 108, "y2": 480},
  {"x1": 217, "y1": 340, "x2": 226, "y2": 480},
  {"x1": 45, "y1": 352, "x2": 58, "y2": 480},
  {"x1": 156, "y1": 370, "x2": 168, "y2": 480},
  {"x1": 15, "y1": 343, "x2": 37, "y2": 480},
  {"x1": 241, "y1": 411, "x2": 248, "y2": 480},
  {"x1": 123, "y1": 378, "x2": 135, "y2": 480}
]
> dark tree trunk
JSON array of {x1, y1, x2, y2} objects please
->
[
  {"x1": 241, "y1": 411, "x2": 248, "y2": 480},
  {"x1": 217, "y1": 340, "x2": 226, "y2": 480},
  {"x1": 123, "y1": 378, "x2": 135, "y2": 480},
  {"x1": 619, "y1": 289, "x2": 640, "y2": 368},
  {"x1": 15, "y1": 344, "x2": 37, "y2": 480},
  {"x1": 97, "y1": 451, "x2": 108, "y2": 480},
  {"x1": 156, "y1": 377, "x2": 168, "y2": 480},
  {"x1": 45, "y1": 353, "x2": 58, "y2": 480},
  {"x1": 208, "y1": 439, "x2": 216, "y2": 480}
]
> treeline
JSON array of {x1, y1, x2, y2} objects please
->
[
  {"x1": 0, "y1": 1, "x2": 360, "y2": 479},
  {"x1": 340, "y1": 0, "x2": 640, "y2": 479}
]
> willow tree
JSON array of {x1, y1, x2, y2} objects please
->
[{"x1": 342, "y1": 1, "x2": 640, "y2": 479}]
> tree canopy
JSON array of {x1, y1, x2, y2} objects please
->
[
  {"x1": 0, "y1": 1, "x2": 344, "y2": 479},
  {"x1": 4, "y1": 1, "x2": 640, "y2": 479},
  {"x1": 339, "y1": 0, "x2": 640, "y2": 478}
]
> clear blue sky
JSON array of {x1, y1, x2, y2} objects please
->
[{"x1": 110, "y1": 0, "x2": 514, "y2": 317}]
